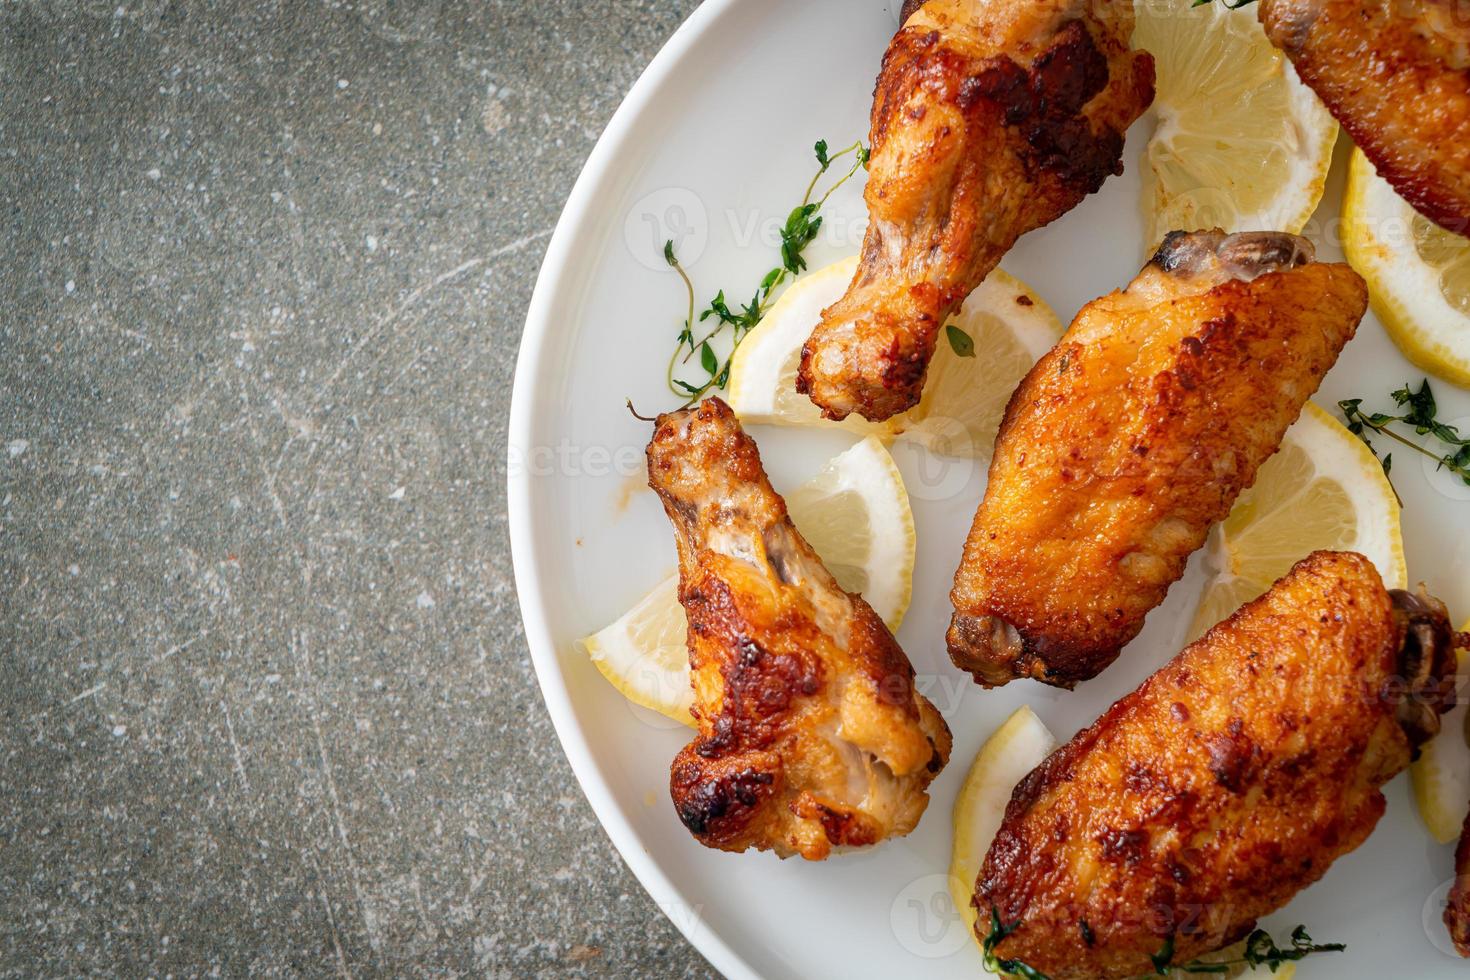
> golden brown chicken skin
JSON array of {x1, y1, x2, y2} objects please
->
[
  {"x1": 948, "y1": 230, "x2": 1367, "y2": 688},
  {"x1": 1259, "y1": 0, "x2": 1470, "y2": 232},
  {"x1": 1450, "y1": 808, "x2": 1470, "y2": 957},
  {"x1": 795, "y1": 0, "x2": 1155, "y2": 422},
  {"x1": 645, "y1": 398, "x2": 951, "y2": 860},
  {"x1": 1444, "y1": 622, "x2": 1470, "y2": 958},
  {"x1": 976, "y1": 551, "x2": 1459, "y2": 980}
]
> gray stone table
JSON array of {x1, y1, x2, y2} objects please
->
[{"x1": 2, "y1": 0, "x2": 712, "y2": 974}]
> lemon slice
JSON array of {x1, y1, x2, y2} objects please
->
[
  {"x1": 1190, "y1": 402, "x2": 1407, "y2": 641},
  {"x1": 726, "y1": 257, "x2": 898, "y2": 438},
  {"x1": 784, "y1": 434, "x2": 915, "y2": 620},
  {"x1": 579, "y1": 435, "x2": 915, "y2": 726},
  {"x1": 949, "y1": 706, "x2": 1056, "y2": 945},
  {"x1": 900, "y1": 269, "x2": 1062, "y2": 458},
  {"x1": 1343, "y1": 148, "x2": 1470, "y2": 388},
  {"x1": 727, "y1": 256, "x2": 1062, "y2": 457},
  {"x1": 1134, "y1": 0, "x2": 1338, "y2": 248},
  {"x1": 581, "y1": 578, "x2": 697, "y2": 726},
  {"x1": 1412, "y1": 634, "x2": 1470, "y2": 844}
]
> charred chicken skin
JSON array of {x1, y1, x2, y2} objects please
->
[
  {"x1": 948, "y1": 229, "x2": 1368, "y2": 688},
  {"x1": 976, "y1": 551, "x2": 1459, "y2": 980},
  {"x1": 795, "y1": 0, "x2": 1155, "y2": 422},
  {"x1": 645, "y1": 398, "x2": 951, "y2": 860},
  {"x1": 1259, "y1": 0, "x2": 1470, "y2": 232}
]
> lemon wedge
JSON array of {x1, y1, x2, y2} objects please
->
[
  {"x1": 1134, "y1": 0, "x2": 1337, "y2": 248},
  {"x1": 949, "y1": 706, "x2": 1057, "y2": 945},
  {"x1": 579, "y1": 435, "x2": 915, "y2": 726},
  {"x1": 1412, "y1": 633, "x2": 1470, "y2": 845},
  {"x1": 1190, "y1": 402, "x2": 1407, "y2": 641},
  {"x1": 1343, "y1": 148, "x2": 1470, "y2": 388},
  {"x1": 727, "y1": 256, "x2": 1062, "y2": 457}
]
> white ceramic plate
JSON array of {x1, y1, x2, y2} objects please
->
[{"x1": 508, "y1": 2, "x2": 1470, "y2": 976}]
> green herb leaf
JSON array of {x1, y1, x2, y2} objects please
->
[
  {"x1": 1175, "y1": 925, "x2": 1344, "y2": 974},
  {"x1": 946, "y1": 324, "x2": 976, "y2": 358},
  {"x1": 662, "y1": 137, "x2": 868, "y2": 405},
  {"x1": 980, "y1": 908, "x2": 1052, "y2": 980},
  {"x1": 1340, "y1": 379, "x2": 1470, "y2": 503},
  {"x1": 1150, "y1": 937, "x2": 1175, "y2": 974},
  {"x1": 981, "y1": 910, "x2": 1341, "y2": 979}
]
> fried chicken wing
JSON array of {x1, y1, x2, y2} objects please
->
[
  {"x1": 795, "y1": 0, "x2": 1155, "y2": 422},
  {"x1": 645, "y1": 398, "x2": 951, "y2": 859},
  {"x1": 976, "y1": 551, "x2": 1459, "y2": 980},
  {"x1": 1259, "y1": 0, "x2": 1470, "y2": 232},
  {"x1": 949, "y1": 229, "x2": 1367, "y2": 688}
]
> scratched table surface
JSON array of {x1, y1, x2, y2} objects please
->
[{"x1": 1, "y1": 1, "x2": 713, "y2": 975}]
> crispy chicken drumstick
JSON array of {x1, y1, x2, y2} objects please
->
[
  {"x1": 796, "y1": 0, "x2": 1155, "y2": 422},
  {"x1": 976, "y1": 551, "x2": 1459, "y2": 980},
  {"x1": 646, "y1": 398, "x2": 951, "y2": 859},
  {"x1": 1258, "y1": 0, "x2": 1470, "y2": 232},
  {"x1": 949, "y1": 229, "x2": 1367, "y2": 688}
]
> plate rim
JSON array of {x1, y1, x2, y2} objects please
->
[{"x1": 507, "y1": 1, "x2": 760, "y2": 977}]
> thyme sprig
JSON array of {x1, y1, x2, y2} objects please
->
[
  {"x1": 981, "y1": 909, "x2": 1050, "y2": 980},
  {"x1": 663, "y1": 138, "x2": 869, "y2": 404},
  {"x1": 980, "y1": 908, "x2": 1343, "y2": 979},
  {"x1": 1339, "y1": 379, "x2": 1470, "y2": 497},
  {"x1": 1162, "y1": 926, "x2": 1345, "y2": 974}
]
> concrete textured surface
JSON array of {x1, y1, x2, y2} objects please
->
[{"x1": 1, "y1": 0, "x2": 712, "y2": 975}]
